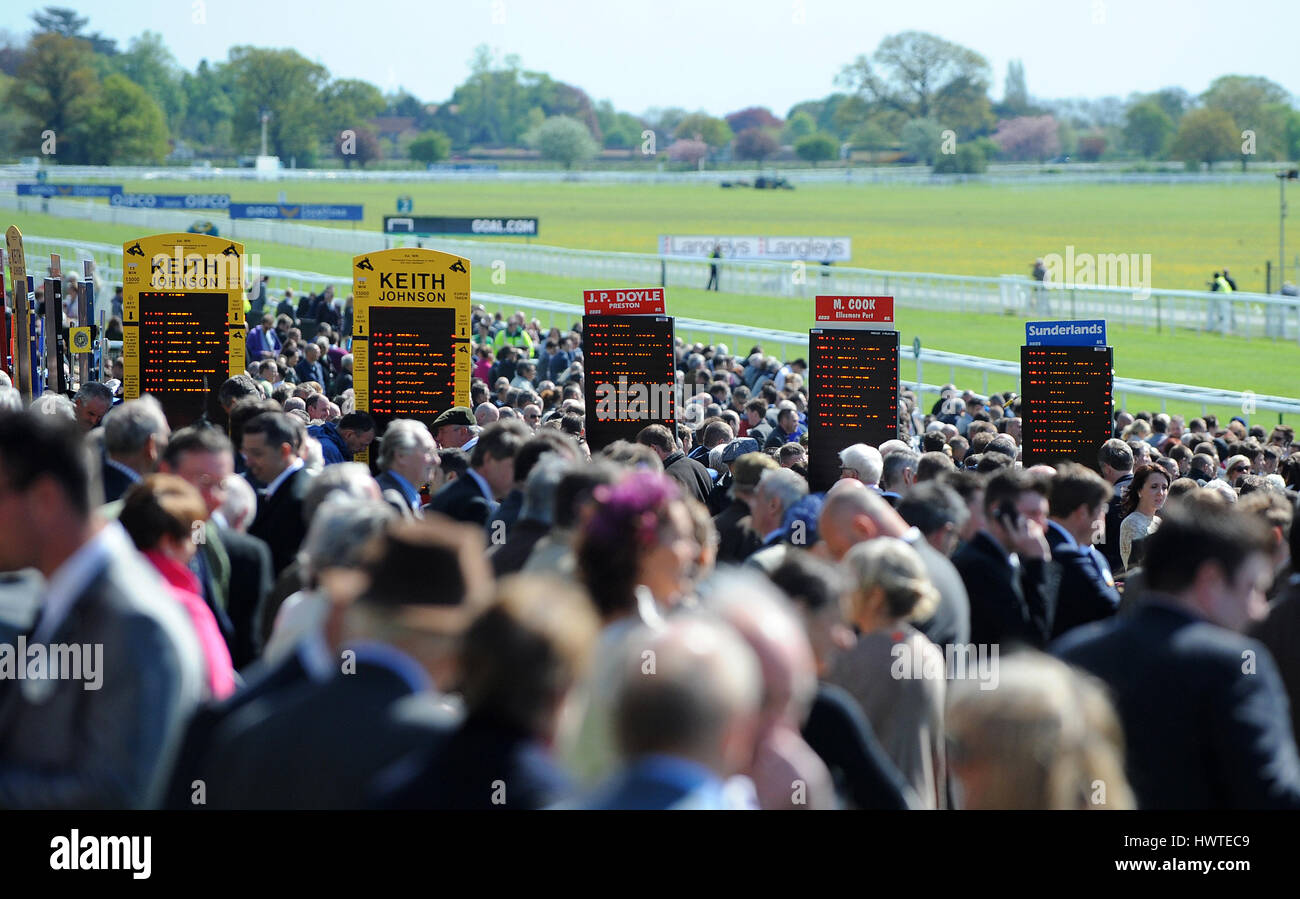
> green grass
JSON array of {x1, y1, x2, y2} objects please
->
[
  {"x1": 69, "y1": 177, "x2": 1291, "y2": 293},
  {"x1": 6, "y1": 183, "x2": 1297, "y2": 423}
]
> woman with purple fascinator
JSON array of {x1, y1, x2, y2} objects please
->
[{"x1": 576, "y1": 470, "x2": 700, "y2": 628}]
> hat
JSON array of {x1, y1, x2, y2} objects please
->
[
  {"x1": 432, "y1": 406, "x2": 475, "y2": 429},
  {"x1": 357, "y1": 516, "x2": 491, "y2": 634},
  {"x1": 721, "y1": 437, "x2": 761, "y2": 463},
  {"x1": 731, "y1": 451, "x2": 779, "y2": 489}
]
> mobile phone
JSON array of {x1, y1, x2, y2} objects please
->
[{"x1": 997, "y1": 499, "x2": 1021, "y2": 530}]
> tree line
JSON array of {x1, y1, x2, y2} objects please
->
[{"x1": 1, "y1": 8, "x2": 1295, "y2": 171}]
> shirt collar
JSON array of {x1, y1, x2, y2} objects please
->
[
  {"x1": 385, "y1": 469, "x2": 420, "y2": 509},
  {"x1": 32, "y1": 521, "x2": 131, "y2": 643},
  {"x1": 1047, "y1": 519, "x2": 1077, "y2": 548},
  {"x1": 466, "y1": 468, "x2": 495, "y2": 504},
  {"x1": 104, "y1": 456, "x2": 141, "y2": 484},
  {"x1": 762, "y1": 527, "x2": 784, "y2": 545},
  {"x1": 264, "y1": 458, "x2": 304, "y2": 499}
]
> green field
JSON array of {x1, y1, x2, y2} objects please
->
[
  {"x1": 6, "y1": 175, "x2": 1298, "y2": 422},
  {"x1": 61, "y1": 177, "x2": 1291, "y2": 291}
]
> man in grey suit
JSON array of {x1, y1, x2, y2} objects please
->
[
  {"x1": 0, "y1": 411, "x2": 205, "y2": 809},
  {"x1": 376, "y1": 419, "x2": 438, "y2": 518}
]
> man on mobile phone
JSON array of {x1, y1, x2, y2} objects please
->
[{"x1": 953, "y1": 469, "x2": 1058, "y2": 649}]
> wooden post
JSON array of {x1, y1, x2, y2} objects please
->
[{"x1": 5, "y1": 226, "x2": 31, "y2": 403}]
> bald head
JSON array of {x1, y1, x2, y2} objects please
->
[
  {"x1": 613, "y1": 615, "x2": 762, "y2": 777},
  {"x1": 818, "y1": 480, "x2": 907, "y2": 560},
  {"x1": 707, "y1": 572, "x2": 819, "y2": 728},
  {"x1": 475, "y1": 403, "x2": 500, "y2": 427}
]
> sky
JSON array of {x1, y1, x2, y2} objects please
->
[{"x1": 2, "y1": 0, "x2": 1297, "y2": 117}]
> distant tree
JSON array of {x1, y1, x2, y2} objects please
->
[
  {"x1": 794, "y1": 132, "x2": 837, "y2": 165},
  {"x1": 226, "y1": 46, "x2": 329, "y2": 164},
  {"x1": 1201, "y1": 75, "x2": 1292, "y2": 168},
  {"x1": 73, "y1": 73, "x2": 168, "y2": 164},
  {"x1": 674, "y1": 112, "x2": 732, "y2": 150},
  {"x1": 933, "y1": 142, "x2": 987, "y2": 174},
  {"x1": 725, "y1": 106, "x2": 783, "y2": 135},
  {"x1": 30, "y1": 6, "x2": 116, "y2": 54},
  {"x1": 113, "y1": 31, "x2": 187, "y2": 133},
  {"x1": 525, "y1": 115, "x2": 598, "y2": 169},
  {"x1": 900, "y1": 118, "x2": 943, "y2": 165},
  {"x1": 1134, "y1": 87, "x2": 1190, "y2": 126},
  {"x1": 667, "y1": 138, "x2": 707, "y2": 168},
  {"x1": 321, "y1": 78, "x2": 386, "y2": 138},
  {"x1": 992, "y1": 115, "x2": 1060, "y2": 162},
  {"x1": 783, "y1": 110, "x2": 816, "y2": 143},
  {"x1": 734, "y1": 127, "x2": 780, "y2": 163},
  {"x1": 180, "y1": 60, "x2": 234, "y2": 155},
  {"x1": 407, "y1": 130, "x2": 451, "y2": 164},
  {"x1": 851, "y1": 120, "x2": 896, "y2": 152},
  {"x1": 1001, "y1": 60, "x2": 1029, "y2": 115},
  {"x1": 1077, "y1": 132, "x2": 1107, "y2": 162},
  {"x1": 1123, "y1": 100, "x2": 1174, "y2": 158},
  {"x1": 837, "y1": 31, "x2": 990, "y2": 120},
  {"x1": 335, "y1": 126, "x2": 381, "y2": 168},
  {"x1": 1170, "y1": 107, "x2": 1238, "y2": 170},
  {"x1": 934, "y1": 74, "x2": 995, "y2": 138},
  {"x1": 7, "y1": 32, "x2": 97, "y2": 159}
]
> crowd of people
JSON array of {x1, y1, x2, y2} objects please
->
[{"x1": 1, "y1": 294, "x2": 1299, "y2": 811}]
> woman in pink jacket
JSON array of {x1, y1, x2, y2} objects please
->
[{"x1": 118, "y1": 473, "x2": 236, "y2": 701}]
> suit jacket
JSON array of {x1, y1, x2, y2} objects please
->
[
  {"x1": 582, "y1": 756, "x2": 733, "y2": 810},
  {"x1": 1046, "y1": 522, "x2": 1120, "y2": 639},
  {"x1": 101, "y1": 457, "x2": 137, "y2": 505},
  {"x1": 1054, "y1": 601, "x2": 1300, "y2": 809},
  {"x1": 0, "y1": 524, "x2": 205, "y2": 808},
  {"x1": 379, "y1": 712, "x2": 567, "y2": 810},
  {"x1": 247, "y1": 467, "x2": 312, "y2": 576},
  {"x1": 952, "y1": 531, "x2": 1056, "y2": 650},
  {"x1": 245, "y1": 326, "x2": 281, "y2": 360},
  {"x1": 1100, "y1": 473, "x2": 1133, "y2": 573},
  {"x1": 714, "y1": 498, "x2": 761, "y2": 564},
  {"x1": 487, "y1": 518, "x2": 550, "y2": 577},
  {"x1": 663, "y1": 451, "x2": 713, "y2": 505},
  {"x1": 377, "y1": 470, "x2": 422, "y2": 519},
  {"x1": 427, "y1": 470, "x2": 493, "y2": 527},
  {"x1": 907, "y1": 535, "x2": 971, "y2": 649},
  {"x1": 218, "y1": 525, "x2": 274, "y2": 669},
  {"x1": 1251, "y1": 581, "x2": 1300, "y2": 751},
  {"x1": 202, "y1": 652, "x2": 456, "y2": 809}
]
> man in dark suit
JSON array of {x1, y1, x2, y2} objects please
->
[
  {"x1": 952, "y1": 468, "x2": 1057, "y2": 649},
  {"x1": 637, "y1": 423, "x2": 712, "y2": 505},
  {"x1": 1097, "y1": 438, "x2": 1134, "y2": 574},
  {"x1": 242, "y1": 412, "x2": 313, "y2": 576},
  {"x1": 713, "y1": 442, "x2": 771, "y2": 564},
  {"x1": 161, "y1": 427, "x2": 274, "y2": 669},
  {"x1": 200, "y1": 517, "x2": 491, "y2": 809},
  {"x1": 428, "y1": 419, "x2": 529, "y2": 527},
  {"x1": 743, "y1": 398, "x2": 773, "y2": 445},
  {"x1": 375, "y1": 419, "x2": 438, "y2": 518},
  {"x1": 1044, "y1": 463, "x2": 1120, "y2": 639},
  {"x1": 0, "y1": 411, "x2": 205, "y2": 808},
  {"x1": 763, "y1": 405, "x2": 799, "y2": 451},
  {"x1": 100, "y1": 395, "x2": 171, "y2": 504},
  {"x1": 382, "y1": 575, "x2": 598, "y2": 809},
  {"x1": 1054, "y1": 495, "x2": 1300, "y2": 809},
  {"x1": 294, "y1": 342, "x2": 327, "y2": 388}
]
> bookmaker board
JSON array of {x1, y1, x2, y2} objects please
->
[
  {"x1": 1019, "y1": 344, "x2": 1114, "y2": 470},
  {"x1": 122, "y1": 232, "x2": 245, "y2": 429},
  {"x1": 581, "y1": 313, "x2": 676, "y2": 451},
  {"x1": 807, "y1": 327, "x2": 899, "y2": 492},
  {"x1": 351, "y1": 247, "x2": 471, "y2": 463}
]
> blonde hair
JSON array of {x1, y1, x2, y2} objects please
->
[
  {"x1": 842, "y1": 538, "x2": 939, "y2": 623},
  {"x1": 947, "y1": 653, "x2": 1134, "y2": 809}
]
